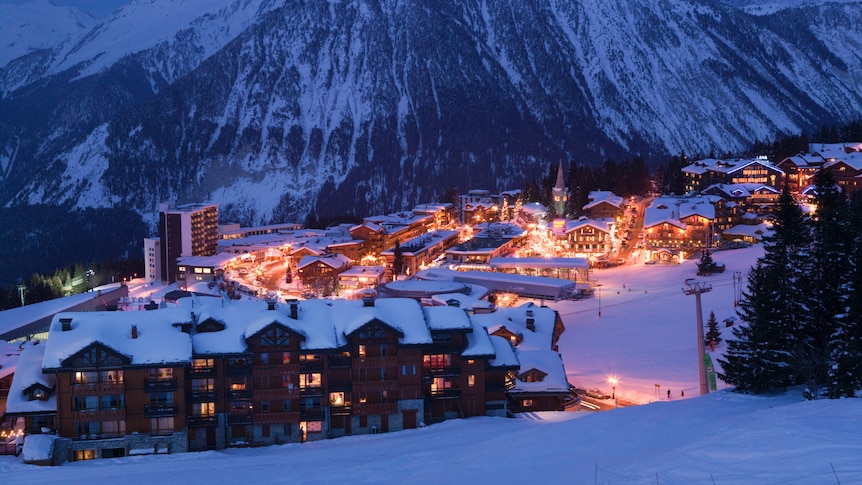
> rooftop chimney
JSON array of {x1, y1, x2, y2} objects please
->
[
  {"x1": 266, "y1": 300, "x2": 277, "y2": 311},
  {"x1": 526, "y1": 318, "x2": 535, "y2": 332},
  {"x1": 60, "y1": 318, "x2": 72, "y2": 332},
  {"x1": 288, "y1": 299, "x2": 299, "y2": 319},
  {"x1": 362, "y1": 297, "x2": 375, "y2": 307},
  {"x1": 131, "y1": 325, "x2": 138, "y2": 339}
]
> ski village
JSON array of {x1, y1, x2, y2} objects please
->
[{"x1": 1, "y1": 143, "x2": 862, "y2": 479}]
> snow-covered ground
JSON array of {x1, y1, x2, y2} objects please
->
[{"x1": 2, "y1": 243, "x2": 861, "y2": 482}]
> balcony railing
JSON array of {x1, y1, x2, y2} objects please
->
[
  {"x1": 225, "y1": 363, "x2": 252, "y2": 376},
  {"x1": 253, "y1": 388, "x2": 300, "y2": 400},
  {"x1": 328, "y1": 356, "x2": 352, "y2": 368},
  {"x1": 227, "y1": 413, "x2": 253, "y2": 425},
  {"x1": 144, "y1": 404, "x2": 178, "y2": 418},
  {"x1": 72, "y1": 408, "x2": 126, "y2": 422},
  {"x1": 253, "y1": 412, "x2": 301, "y2": 425},
  {"x1": 190, "y1": 389, "x2": 217, "y2": 402},
  {"x1": 424, "y1": 366, "x2": 462, "y2": 377},
  {"x1": 355, "y1": 356, "x2": 399, "y2": 368},
  {"x1": 252, "y1": 364, "x2": 300, "y2": 377},
  {"x1": 353, "y1": 380, "x2": 398, "y2": 393},
  {"x1": 227, "y1": 389, "x2": 253, "y2": 400},
  {"x1": 299, "y1": 409, "x2": 325, "y2": 421},
  {"x1": 189, "y1": 366, "x2": 216, "y2": 375},
  {"x1": 353, "y1": 402, "x2": 398, "y2": 416},
  {"x1": 144, "y1": 378, "x2": 178, "y2": 392},
  {"x1": 71, "y1": 382, "x2": 125, "y2": 396},
  {"x1": 428, "y1": 388, "x2": 462, "y2": 400},
  {"x1": 188, "y1": 415, "x2": 218, "y2": 426}
]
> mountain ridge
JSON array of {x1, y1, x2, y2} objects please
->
[{"x1": 2, "y1": 0, "x2": 861, "y2": 227}]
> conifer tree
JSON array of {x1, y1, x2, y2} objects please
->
[
  {"x1": 719, "y1": 185, "x2": 809, "y2": 393},
  {"x1": 800, "y1": 170, "x2": 848, "y2": 396},
  {"x1": 705, "y1": 311, "x2": 722, "y2": 349},
  {"x1": 392, "y1": 240, "x2": 404, "y2": 277},
  {"x1": 718, "y1": 262, "x2": 795, "y2": 392},
  {"x1": 828, "y1": 194, "x2": 862, "y2": 396}
]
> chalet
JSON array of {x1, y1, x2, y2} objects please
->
[
  {"x1": 381, "y1": 230, "x2": 460, "y2": 278},
  {"x1": 582, "y1": 191, "x2": 625, "y2": 220},
  {"x1": 297, "y1": 253, "x2": 353, "y2": 296},
  {"x1": 13, "y1": 296, "x2": 570, "y2": 464},
  {"x1": 412, "y1": 203, "x2": 458, "y2": 230},
  {"x1": 459, "y1": 190, "x2": 497, "y2": 224},
  {"x1": 643, "y1": 196, "x2": 728, "y2": 250},
  {"x1": 39, "y1": 310, "x2": 193, "y2": 463},
  {"x1": 562, "y1": 219, "x2": 614, "y2": 257},
  {"x1": 701, "y1": 183, "x2": 780, "y2": 214},
  {"x1": 682, "y1": 157, "x2": 784, "y2": 194},
  {"x1": 337, "y1": 266, "x2": 387, "y2": 297},
  {"x1": 4, "y1": 343, "x2": 56, "y2": 438}
]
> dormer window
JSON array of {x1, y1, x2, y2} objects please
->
[{"x1": 32, "y1": 388, "x2": 46, "y2": 400}]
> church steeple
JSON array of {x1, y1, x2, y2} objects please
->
[{"x1": 552, "y1": 160, "x2": 567, "y2": 216}]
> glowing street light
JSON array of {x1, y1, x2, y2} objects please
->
[{"x1": 608, "y1": 376, "x2": 618, "y2": 399}]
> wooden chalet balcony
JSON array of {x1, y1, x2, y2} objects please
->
[
  {"x1": 189, "y1": 366, "x2": 216, "y2": 375},
  {"x1": 253, "y1": 364, "x2": 300, "y2": 377},
  {"x1": 71, "y1": 382, "x2": 125, "y2": 396},
  {"x1": 190, "y1": 389, "x2": 218, "y2": 402},
  {"x1": 328, "y1": 355, "x2": 352, "y2": 368},
  {"x1": 428, "y1": 388, "x2": 462, "y2": 400},
  {"x1": 355, "y1": 356, "x2": 399, "y2": 368},
  {"x1": 227, "y1": 413, "x2": 253, "y2": 425},
  {"x1": 424, "y1": 366, "x2": 462, "y2": 377},
  {"x1": 187, "y1": 415, "x2": 218, "y2": 426},
  {"x1": 253, "y1": 412, "x2": 300, "y2": 425},
  {"x1": 227, "y1": 389, "x2": 253, "y2": 400},
  {"x1": 253, "y1": 388, "x2": 300, "y2": 400},
  {"x1": 352, "y1": 402, "x2": 398, "y2": 416},
  {"x1": 225, "y1": 363, "x2": 252, "y2": 376},
  {"x1": 353, "y1": 380, "x2": 398, "y2": 393},
  {"x1": 299, "y1": 408, "x2": 325, "y2": 421},
  {"x1": 144, "y1": 404, "x2": 178, "y2": 418},
  {"x1": 143, "y1": 378, "x2": 178, "y2": 391},
  {"x1": 72, "y1": 408, "x2": 126, "y2": 422}
]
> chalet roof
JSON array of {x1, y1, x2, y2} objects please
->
[
  {"x1": 723, "y1": 222, "x2": 774, "y2": 241},
  {"x1": 584, "y1": 191, "x2": 624, "y2": 210},
  {"x1": 682, "y1": 157, "x2": 783, "y2": 176},
  {"x1": 41, "y1": 308, "x2": 193, "y2": 370},
  {"x1": 463, "y1": 318, "x2": 495, "y2": 358},
  {"x1": 423, "y1": 306, "x2": 473, "y2": 332},
  {"x1": 823, "y1": 151, "x2": 862, "y2": 171},
  {"x1": 297, "y1": 253, "x2": 352, "y2": 270},
  {"x1": 0, "y1": 341, "x2": 21, "y2": 381},
  {"x1": 564, "y1": 218, "x2": 611, "y2": 234},
  {"x1": 5, "y1": 342, "x2": 56, "y2": 415},
  {"x1": 509, "y1": 350, "x2": 569, "y2": 394},
  {"x1": 488, "y1": 335, "x2": 519, "y2": 368}
]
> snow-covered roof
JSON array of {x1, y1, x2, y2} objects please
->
[
  {"x1": 6, "y1": 342, "x2": 56, "y2": 414},
  {"x1": 564, "y1": 218, "x2": 611, "y2": 234},
  {"x1": 0, "y1": 341, "x2": 21, "y2": 381},
  {"x1": 177, "y1": 252, "x2": 240, "y2": 268},
  {"x1": 645, "y1": 196, "x2": 717, "y2": 229},
  {"x1": 519, "y1": 202, "x2": 547, "y2": 215},
  {"x1": 510, "y1": 350, "x2": 570, "y2": 394},
  {"x1": 723, "y1": 222, "x2": 773, "y2": 241},
  {"x1": 463, "y1": 317, "x2": 495, "y2": 358},
  {"x1": 682, "y1": 158, "x2": 783, "y2": 176},
  {"x1": 297, "y1": 253, "x2": 352, "y2": 270},
  {"x1": 488, "y1": 335, "x2": 519, "y2": 368},
  {"x1": 823, "y1": 151, "x2": 862, "y2": 171},
  {"x1": 423, "y1": 306, "x2": 473, "y2": 332},
  {"x1": 584, "y1": 191, "x2": 624, "y2": 210},
  {"x1": 41, "y1": 308, "x2": 193, "y2": 370}
]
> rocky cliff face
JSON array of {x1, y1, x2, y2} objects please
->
[{"x1": 2, "y1": 0, "x2": 861, "y2": 226}]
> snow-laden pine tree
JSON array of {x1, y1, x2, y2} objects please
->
[
  {"x1": 705, "y1": 310, "x2": 722, "y2": 349},
  {"x1": 719, "y1": 186, "x2": 810, "y2": 393},
  {"x1": 799, "y1": 171, "x2": 849, "y2": 398},
  {"x1": 828, "y1": 193, "x2": 862, "y2": 397}
]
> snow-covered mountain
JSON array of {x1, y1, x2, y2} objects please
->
[
  {"x1": 2, "y1": 0, "x2": 862, "y2": 227},
  {"x1": 0, "y1": 0, "x2": 95, "y2": 68}
]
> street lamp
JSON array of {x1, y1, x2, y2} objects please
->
[
  {"x1": 608, "y1": 376, "x2": 617, "y2": 399},
  {"x1": 596, "y1": 283, "x2": 603, "y2": 317}
]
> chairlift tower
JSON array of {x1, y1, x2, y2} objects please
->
[{"x1": 683, "y1": 279, "x2": 712, "y2": 395}]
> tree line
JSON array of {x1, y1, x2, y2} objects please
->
[{"x1": 719, "y1": 172, "x2": 862, "y2": 397}]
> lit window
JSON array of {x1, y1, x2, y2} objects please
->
[
  {"x1": 330, "y1": 392, "x2": 345, "y2": 406},
  {"x1": 468, "y1": 374, "x2": 475, "y2": 387},
  {"x1": 300, "y1": 373, "x2": 321, "y2": 388},
  {"x1": 522, "y1": 399, "x2": 534, "y2": 407}
]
